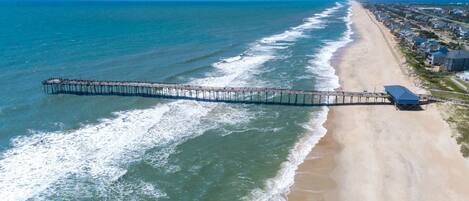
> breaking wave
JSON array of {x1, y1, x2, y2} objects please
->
[
  {"x1": 248, "y1": 2, "x2": 353, "y2": 201},
  {"x1": 0, "y1": 3, "x2": 341, "y2": 201}
]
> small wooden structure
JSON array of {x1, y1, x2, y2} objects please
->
[{"x1": 42, "y1": 78, "x2": 393, "y2": 106}]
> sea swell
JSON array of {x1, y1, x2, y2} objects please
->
[
  {"x1": 248, "y1": 2, "x2": 353, "y2": 201},
  {"x1": 0, "y1": 3, "x2": 342, "y2": 201}
]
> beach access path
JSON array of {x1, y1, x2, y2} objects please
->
[{"x1": 287, "y1": 1, "x2": 469, "y2": 201}]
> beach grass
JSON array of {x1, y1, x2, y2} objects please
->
[
  {"x1": 398, "y1": 46, "x2": 469, "y2": 96},
  {"x1": 399, "y1": 45, "x2": 469, "y2": 157},
  {"x1": 446, "y1": 106, "x2": 469, "y2": 157}
]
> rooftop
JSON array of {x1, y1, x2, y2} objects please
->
[
  {"x1": 384, "y1": 85, "x2": 420, "y2": 105},
  {"x1": 447, "y1": 50, "x2": 469, "y2": 59}
]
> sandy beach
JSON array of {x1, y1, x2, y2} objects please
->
[{"x1": 287, "y1": 1, "x2": 469, "y2": 201}]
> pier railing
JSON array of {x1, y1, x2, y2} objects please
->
[{"x1": 42, "y1": 78, "x2": 394, "y2": 106}]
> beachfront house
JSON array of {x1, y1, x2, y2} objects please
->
[
  {"x1": 430, "y1": 51, "x2": 448, "y2": 66},
  {"x1": 451, "y1": 9, "x2": 465, "y2": 17},
  {"x1": 415, "y1": 15, "x2": 430, "y2": 23},
  {"x1": 399, "y1": 29, "x2": 411, "y2": 37},
  {"x1": 389, "y1": 22, "x2": 401, "y2": 33},
  {"x1": 421, "y1": 39, "x2": 440, "y2": 53},
  {"x1": 402, "y1": 21, "x2": 412, "y2": 30},
  {"x1": 443, "y1": 50, "x2": 469, "y2": 71},
  {"x1": 430, "y1": 20, "x2": 447, "y2": 30},
  {"x1": 412, "y1": 37, "x2": 427, "y2": 49},
  {"x1": 430, "y1": 47, "x2": 449, "y2": 66},
  {"x1": 449, "y1": 23, "x2": 461, "y2": 32},
  {"x1": 416, "y1": 38, "x2": 438, "y2": 56},
  {"x1": 405, "y1": 13, "x2": 413, "y2": 19},
  {"x1": 375, "y1": 12, "x2": 390, "y2": 22},
  {"x1": 432, "y1": 52, "x2": 447, "y2": 65},
  {"x1": 459, "y1": 27, "x2": 469, "y2": 39}
]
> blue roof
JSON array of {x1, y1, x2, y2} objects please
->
[
  {"x1": 438, "y1": 46, "x2": 449, "y2": 54},
  {"x1": 432, "y1": 51, "x2": 446, "y2": 58},
  {"x1": 384, "y1": 85, "x2": 420, "y2": 105},
  {"x1": 447, "y1": 50, "x2": 469, "y2": 59},
  {"x1": 414, "y1": 37, "x2": 427, "y2": 46}
]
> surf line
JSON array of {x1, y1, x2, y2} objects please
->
[
  {"x1": 0, "y1": 3, "x2": 344, "y2": 201},
  {"x1": 247, "y1": 2, "x2": 353, "y2": 201}
]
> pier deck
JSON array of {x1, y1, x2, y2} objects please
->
[{"x1": 42, "y1": 78, "x2": 409, "y2": 106}]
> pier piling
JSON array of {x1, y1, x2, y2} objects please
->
[{"x1": 42, "y1": 78, "x2": 395, "y2": 106}]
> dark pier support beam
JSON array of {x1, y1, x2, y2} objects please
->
[{"x1": 41, "y1": 78, "x2": 395, "y2": 107}]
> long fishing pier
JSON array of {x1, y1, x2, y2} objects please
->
[{"x1": 42, "y1": 78, "x2": 400, "y2": 106}]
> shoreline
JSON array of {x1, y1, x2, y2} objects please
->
[
  {"x1": 285, "y1": 109, "x2": 340, "y2": 201},
  {"x1": 288, "y1": 1, "x2": 469, "y2": 201},
  {"x1": 285, "y1": 6, "x2": 357, "y2": 201},
  {"x1": 279, "y1": 4, "x2": 355, "y2": 200},
  {"x1": 285, "y1": 15, "x2": 356, "y2": 201},
  {"x1": 250, "y1": 3, "x2": 355, "y2": 200}
]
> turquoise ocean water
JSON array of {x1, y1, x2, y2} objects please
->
[{"x1": 0, "y1": 1, "x2": 352, "y2": 200}]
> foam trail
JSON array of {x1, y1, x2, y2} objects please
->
[
  {"x1": 248, "y1": 2, "x2": 354, "y2": 201},
  {"x1": 0, "y1": 3, "x2": 341, "y2": 201}
]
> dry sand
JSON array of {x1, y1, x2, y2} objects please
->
[{"x1": 287, "y1": 1, "x2": 469, "y2": 201}]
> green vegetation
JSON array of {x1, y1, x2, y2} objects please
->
[
  {"x1": 447, "y1": 106, "x2": 469, "y2": 157},
  {"x1": 459, "y1": 79, "x2": 469, "y2": 89},
  {"x1": 399, "y1": 46, "x2": 450, "y2": 90},
  {"x1": 399, "y1": 46, "x2": 465, "y2": 92},
  {"x1": 431, "y1": 90, "x2": 469, "y2": 102},
  {"x1": 399, "y1": 45, "x2": 469, "y2": 157}
]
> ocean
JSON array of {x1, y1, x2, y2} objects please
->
[{"x1": 0, "y1": 1, "x2": 352, "y2": 200}]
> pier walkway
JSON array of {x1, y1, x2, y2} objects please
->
[{"x1": 43, "y1": 78, "x2": 429, "y2": 106}]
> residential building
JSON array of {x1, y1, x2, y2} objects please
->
[
  {"x1": 459, "y1": 27, "x2": 469, "y2": 39},
  {"x1": 412, "y1": 37, "x2": 427, "y2": 48},
  {"x1": 430, "y1": 20, "x2": 447, "y2": 30},
  {"x1": 443, "y1": 50, "x2": 469, "y2": 71},
  {"x1": 431, "y1": 52, "x2": 447, "y2": 65}
]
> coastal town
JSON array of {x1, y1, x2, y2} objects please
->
[
  {"x1": 366, "y1": 3, "x2": 469, "y2": 88},
  {"x1": 364, "y1": 2, "x2": 469, "y2": 157},
  {"x1": 3, "y1": 1, "x2": 469, "y2": 200}
]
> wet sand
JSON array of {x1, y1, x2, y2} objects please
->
[{"x1": 287, "y1": 1, "x2": 469, "y2": 201}]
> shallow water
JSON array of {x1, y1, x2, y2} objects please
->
[{"x1": 0, "y1": 1, "x2": 352, "y2": 200}]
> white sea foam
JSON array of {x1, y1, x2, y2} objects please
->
[
  {"x1": 248, "y1": 2, "x2": 354, "y2": 201},
  {"x1": 260, "y1": 2, "x2": 343, "y2": 46},
  {"x1": 309, "y1": 4, "x2": 353, "y2": 91},
  {"x1": 0, "y1": 3, "x2": 339, "y2": 200},
  {"x1": 248, "y1": 110, "x2": 330, "y2": 201}
]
